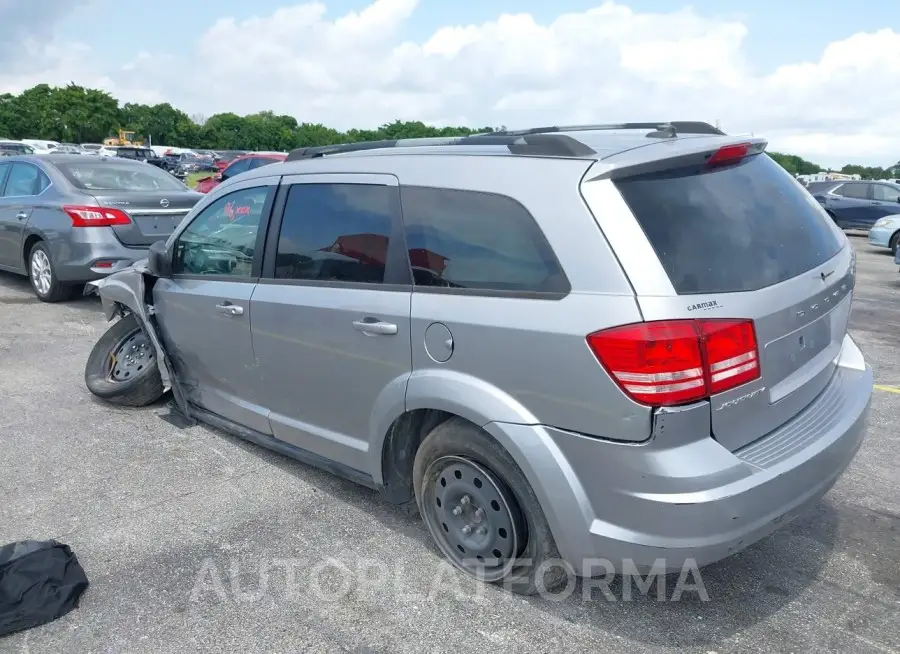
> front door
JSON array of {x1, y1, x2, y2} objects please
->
[
  {"x1": 250, "y1": 173, "x2": 412, "y2": 474},
  {"x1": 153, "y1": 176, "x2": 279, "y2": 433},
  {"x1": 871, "y1": 183, "x2": 900, "y2": 224}
]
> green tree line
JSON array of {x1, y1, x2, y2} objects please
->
[{"x1": 1, "y1": 83, "x2": 898, "y2": 179}]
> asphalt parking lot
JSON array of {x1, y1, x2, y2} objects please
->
[{"x1": 0, "y1": 235, "x2": 898, "y2": 654}]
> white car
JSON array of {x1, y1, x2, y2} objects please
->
[
  {"x1": 80, "y1": 143, "x2": 119, "y2": 157},
  {"x1": 21, "y1": 139, "x2": 60, "y2": 154}
]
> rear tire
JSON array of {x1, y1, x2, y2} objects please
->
[
  {"x1": 413, "y1": 417, "x2": 569, "y2": 596},
  {"x1": 890, "y1": 232, "x2": 899, "y2": 256},
  {"x1": 85, "y1": 313, "x2": 165, "y2": 407},
  {"x1": 28, "y1": 241, "x2": 74, "y2": 303}
]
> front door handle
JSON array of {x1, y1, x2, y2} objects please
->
[
  {"x1": 15, "y1": 211, "x2": 28, "y2": 220},
  {"x1": 352, "y1": 318, "x2": 398, "y2": 336},
  {"x1": 215, "y1": 302, "x2": 244, "y2": 316}
]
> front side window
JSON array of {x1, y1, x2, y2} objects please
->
[
  {"x1": 172, "y1": 186, "x2": 270, "y2": 277},
  {"x1": 274, "y1": 183, "x2": 395, "y2": 284},
  {"x1": 399, "y1": 186, "x2": 568, "y2": 293},
  {"x1": 3, "y1": 163, "x2": 41, "y2": 197},
  {"x1": 224, "y1": 158, "x2": 253, "y2": 177},
  {"x1": 874, "y1": 184, "x2": 900, "y2": 203}
]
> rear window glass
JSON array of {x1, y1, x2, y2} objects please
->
[
  {"x1": 400, "y1": 186, "x2": 569, "y2": 293},
  {"x1": 615, "y1": 154, "x2": 843, "y2": 294},
  {"x1": 57, "y1": 161, "x2": 186, "y2": 191}
]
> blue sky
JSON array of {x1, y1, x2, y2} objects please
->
[
  {"x1": 65, "y1": 0, "x2": 893, "y2": 76},
  {"x1": 8, "y1": 0, "x2": 897, "y2": 166}
]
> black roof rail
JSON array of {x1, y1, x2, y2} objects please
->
[
  {"x1": 492, "y1": 121, "x2": 726, "y2": 137},
  {"x1": 284, "y1": 133, "x2": 597, "y2": 162}
]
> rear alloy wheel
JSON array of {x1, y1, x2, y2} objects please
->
[
  {"x1": 28, "y1": 242, "x2": 74, "y2": 303},
  {"x1": 85, "y1": 313, "x2": 165, "y2": 407}
]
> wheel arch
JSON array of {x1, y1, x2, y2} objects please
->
[{"x1": 373, "y1": 370, "x2": 540, "y2": 502}]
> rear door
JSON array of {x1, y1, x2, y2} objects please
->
[
  {"x1": 0, "y1": 163, "x2": 48, "y2": 269},
  {"x1": 249, "y1": 173, "x2": 412, "y2": 473},
  {"x1": 832, "y1": 182, "x2": 871, "y2": 228},
  {"x1": 871, "y1": 183, "x2": 900, "y2": 222},
  {"x1": 585, "y1": 150, "x2": 851, "y2": 452},
  {"x1": 153, "y1": 176, "x2": 279, "y2": 433}
]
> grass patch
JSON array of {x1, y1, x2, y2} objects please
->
[{"x1": 185, "y1": 171, "x2": 216, "y2": 189}]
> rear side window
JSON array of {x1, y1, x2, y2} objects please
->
[
  {"x1": 274, "y1": 183, "x2": 395, "y2": 284},
  {"x1": 837, "y1": 183, "x2": 868, "y2": 199},
  {"x1": 399, "y1": 187, "x2": 568, "y2": 294},
  {"x1": 615, "y1": 154, "x2": 843, "y2": 294},
  {"x1": 4, "y1": 164, "x2": 41, "y2": 196}
]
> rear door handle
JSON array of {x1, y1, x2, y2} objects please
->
[
  {"x1": 352, "y1": 319, "x2": 398, "y2": 336},
  {"x1": 215, "y1": 302, "x2": 244, "y2": 316}
]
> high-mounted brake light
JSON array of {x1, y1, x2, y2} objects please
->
[
  {"x1": 587, "y1": 319, "x2": 760, "y2": 407},
  {"x1": 64, "y1": 205, "x2": 131, "y2": 227},
  {"x1": 706, "y1": 143, "x2": 751, "y2": 167}
]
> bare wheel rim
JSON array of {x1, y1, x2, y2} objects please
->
[
  {"x1": 421, "y1": 455, "x2": 525, "y2": 582},
  {"x1": 107, "y1": 328, "x2": 154, "y2": 382},
  {"x1": 30, "y1": 249, "x2": 52, "y2": 296}
]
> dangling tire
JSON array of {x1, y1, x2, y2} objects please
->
[
  {"x1": 413, "y1": 417, "x2": 570, "y2": 596},
  {"x1": 85, "y1": 313, "x2": 165, "y2": 407}
]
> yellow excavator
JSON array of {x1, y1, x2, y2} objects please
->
[{"x1": 103, "y1": 129, "x2": 143, "y2": 147}]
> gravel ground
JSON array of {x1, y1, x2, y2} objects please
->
[{"x1": 0, "y1": 235, "x2": 898, "y2": 654}]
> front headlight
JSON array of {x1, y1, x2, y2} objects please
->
[{"x1": 874, "y1": 218, "x2": 889, "y2": 228}]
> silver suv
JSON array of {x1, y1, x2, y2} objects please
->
[{"x1": 84, "y1": 122, "x2": 873, "y2": 595}]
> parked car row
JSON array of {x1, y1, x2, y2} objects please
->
[
  {"x1": 807, "y1": 179, "x2": 900, "y2": 230},
  {"x1": 0, "y1": 154, "x2": 202, "y2": 301},
  {"x1": 15, "y1": 124, "x2": 867, "y2": 597}
]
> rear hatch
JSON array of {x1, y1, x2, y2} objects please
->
[
  {"x1": 586, "y1": 142, "x2": 853, "y2": 452},
  {"x1": 90, "y1": 191, "x2": 201, "y2": 246}
]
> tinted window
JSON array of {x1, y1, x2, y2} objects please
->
[
  {"x1": 837, "y1": 183, "x2": 868, "y2": 199},
  {"x1": 224, "y1": 158, "x2": 253, "y2": 177},
  {"x1": 57, "y1": 161, "x2": 186, "y2": 191},
  {"x1": 615, "y1": 154, "x2": 843, "y2": 294},
  {"x1": 274, "y1": 184, "x2": 394, "y2": 284},
  {"x1": 400, "y1": 187, "x2": 567, "y2": 293},
  {"x1": 173, "y1": 186, "x2": 270, "y2": 277},
  {"x1": 0, "y1": 163, "x2": 10, "y2": 190},
  {"x1": 249, "y1": 157, "x2": 279, "y2": 170},
  {"x1": 4, "y1": 163, "x2": 41, "y2": 196},
  {"x1": 0, "y1": 143, "x2": 27, "y2": 155},
  {"x1": 874, "y1": 184, "x2": 900, "y2": 202}
]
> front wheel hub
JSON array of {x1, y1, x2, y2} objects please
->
[
  {"x1": 422, "y1": 455, "x2": 525, "y2": 582},
  {"x1": 109, "y1": 329, "x2": 154, "y2": 382}
]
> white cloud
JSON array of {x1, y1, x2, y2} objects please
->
[{"x1": 1, "y1": 0, "x2": 898, "y2": 168}]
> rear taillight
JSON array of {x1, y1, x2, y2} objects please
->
[
  {"x1": 587, "y1": 319, "x2": 760, "y2": 407},
  {"x1": 64, "y1": 205, "x2": 131, "y2": 227},
  {"x1": 706, "y1": 143, "x2": 750, "y2": 167}
]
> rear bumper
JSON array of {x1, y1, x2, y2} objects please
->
[
  {"x1": 486, "y1": 333, "x2": 872, "y2": 574},
  {"x1": 50, "y1": 228, "x2": 149, "y2": 282}
]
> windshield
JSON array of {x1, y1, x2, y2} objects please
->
[
  {"x1": 58, "y1": 161, "x2": 188, "y2": 191},
  {"x1": 82, "y1": 144, "x2": 101, "y2": 151}
]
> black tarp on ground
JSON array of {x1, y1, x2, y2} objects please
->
[{"x1": 0, "y1": 540, "x2": 89, "y2": 637}]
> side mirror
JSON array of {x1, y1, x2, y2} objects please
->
[
  {"x1": 215, "y1": 172, "x2": 223, "y2": 182},
  {"x1": 147, "y1": 240, "x2": 172, "y2": 278}
]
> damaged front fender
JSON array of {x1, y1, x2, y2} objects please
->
[{"x1": 85, "y1": 261, "x2": 172, "y2": 392}]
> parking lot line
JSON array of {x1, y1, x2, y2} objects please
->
[{"x1": 874, "y1": 384, "x2": 900, "y2": 394}]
